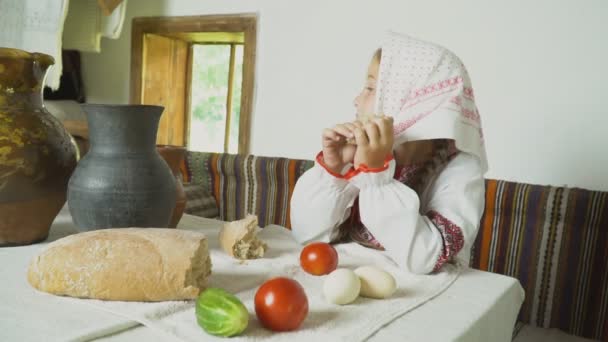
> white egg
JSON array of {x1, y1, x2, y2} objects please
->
[
  {"x1": 323, "y1": 268, "x2": 361, "y2": 305},
  {"x1": 354, "y1": 266, "x2": 397, "y2": 299}
]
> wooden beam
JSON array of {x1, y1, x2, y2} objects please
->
[
  {"x1": 131, "y1": 14, "x2": 256, "y2": 35},
  {"x1": 224, "y1": 44, "x2": 237, "y2": 153},
  {"x1": 238, "y1": 20, "x2": 256, "y2": 154},
  {"x1": 183, "y1": 44, "x2": 194, "y2": 148},
  {"x1": 163, "y1": 31, "x2": 245, "y2": 44},
  {"x1": 130, "y1": 19, "x2": 144, "y2": 104}
]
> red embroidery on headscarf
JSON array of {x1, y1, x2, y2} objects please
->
[
  {"x1": 463, "y1": 87, "x2": 475, "y2": 100},
  {"x1": 449, "y1": 96, "x2": 481, "y2": 123},
  {"x1": 402, "y1": 88, "x2": 460, "y2": 110},
  {"x1": 403, "y1": 76, "x2": 464, "y2": 103},
  {"x1": 428, "y1": 210, "x2": 465, "y2": 272},
  {"x1": 393, "y1": 111, "x2": 431, "y2": 135}
]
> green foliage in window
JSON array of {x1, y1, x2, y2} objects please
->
[
  {"x1": 190, "y1": 43, "x2": 244, "y2": 153},
  {"x1": 191, "y1": 45, "x2": 230, "y2": 123}
]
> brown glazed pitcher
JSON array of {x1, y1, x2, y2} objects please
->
[
  {"x1": 0, "y1": 48, "x2": 77, "y2": 246},
  {"x1": 157, "y1": 145, "x2": 187, "y2": 228}
]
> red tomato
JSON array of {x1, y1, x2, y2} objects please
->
[
  {"x1": 299, "y1": 242, "x2": 339, "y2": 276},
  {"x1": 254, "y1": 277, "x2": 308, "y2": 331}
]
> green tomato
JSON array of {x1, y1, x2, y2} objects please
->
[{"x1": 195, "y1": 288, "x2": 249, "y2": 337}]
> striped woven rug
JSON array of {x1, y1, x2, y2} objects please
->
[
  {"x1": 183, "y1": 152, "x2": 607, "y2": 341},
  {"x1": 182, "y1": 152, "x2": 313, "y2": 228},
  {"x1": 471, "y1": 179, "x2": 608, "y2": 341}
]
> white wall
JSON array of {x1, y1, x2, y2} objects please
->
[{"x1": 82, "y1": 0, "x2": 608, "y2": 191}]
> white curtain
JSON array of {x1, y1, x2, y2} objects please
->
[
  {"x1": 0, "y1": 0, "x2": 127, "y2": 90},
  {"x1": 63, "y1": 0, "x2": 127, "y2": 53},
  {"x1": 0, "y1": 0, "x2": 69, "y2": 89}
]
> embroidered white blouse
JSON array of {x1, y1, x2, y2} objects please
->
[{"x1": 290, "y1": 151, "x2": 485, "y2": 274}]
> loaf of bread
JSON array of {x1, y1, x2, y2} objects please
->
[{"x1": 27, "y1": 228, "x2": 212, "y2": 301}]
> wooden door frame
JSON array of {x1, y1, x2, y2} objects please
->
[{"x1": 130, "y1": 14, "x2": 257, "y2": 154}]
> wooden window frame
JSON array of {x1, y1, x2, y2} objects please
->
[{"x1": 130, "y1": 14, "x2": 257, "y2": 154}]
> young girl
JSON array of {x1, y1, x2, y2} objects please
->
[{"x1": 290, "y1": 32, "x2": 488, "y2": 274}]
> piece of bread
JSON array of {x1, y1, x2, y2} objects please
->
[
  {"x1": 27, "y1": 228, "x2": 212, "y2": 301},
  {"x1": 219, "y1": 215, "x2": 267, "y2": 259}
]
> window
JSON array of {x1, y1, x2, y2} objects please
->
[
  {"x1": 130, "y1": 15, "x2": 256, "y2": 154},
  {"x1": 190, "y1": 42, "x2": 243, "y2": 153}
]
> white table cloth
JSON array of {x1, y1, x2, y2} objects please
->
[{"x1": 0, "y1": 207, "x2": 524, "y2": 342}]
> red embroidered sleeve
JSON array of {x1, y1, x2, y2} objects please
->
[{"x1": 427, "y1": 210, "x2": 465, "y2": 272}]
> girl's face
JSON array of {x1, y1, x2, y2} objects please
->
[{"x1": 354, "y1": 57, "x2": 380, "y2": 119}]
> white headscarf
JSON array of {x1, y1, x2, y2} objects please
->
[{"x1": 374, "y1": 32, "x2": 488, "y2": 172}]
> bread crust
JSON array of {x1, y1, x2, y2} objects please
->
[{"x1": 27, "y1": 228, "x2": 211, "y2": 301}]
